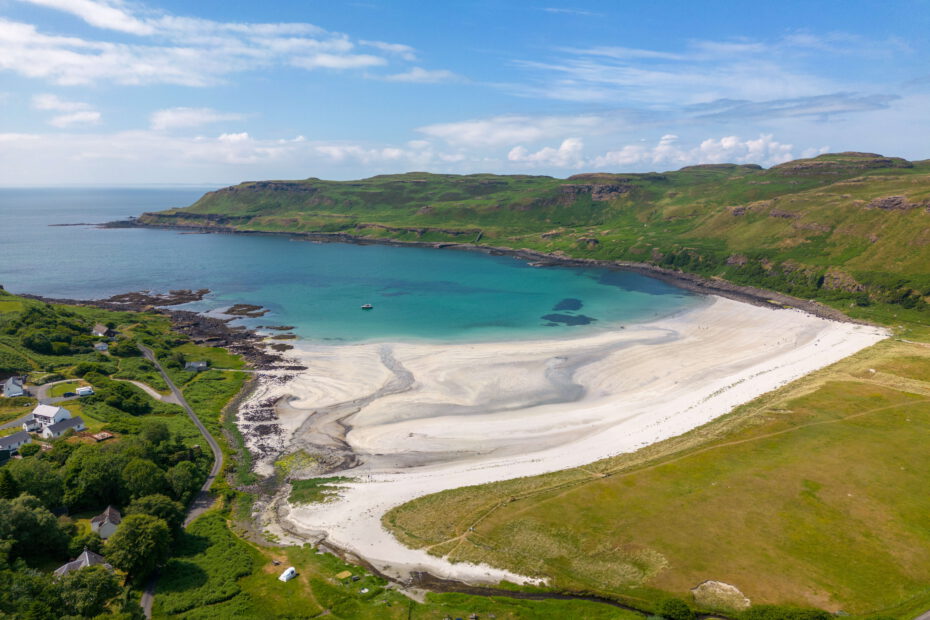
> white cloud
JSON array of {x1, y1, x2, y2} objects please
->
[
  {"x1": 48, "y1": 110, "x2": 101, "y2": 127},
  {"x1": 503, "y1": 133, "x2": 809, "y2": 171},
  {"x1": 383, "y1": 67, "x2": 457, "y2": 83},
  {"x1": 418, "y1": 113, "x2": 613, "y2": 147},
  {"x1": 32, "y1": 93, "x2": 91, "y2": 111},
  {"x1": 217, "y1": 132, "x2": 250, "y2": 143},
  {"x1": 0, "y1": 1, "x2": 441, "y2": 86},
  {"x1": 0, "y1": 130, "x2": 466, "y2": 184},
  {"x1": 291, "y1": 53, "x2": 386, "y2": 70},
  {"x1": 361, "y1": 39, "x2": 416, "y2": 61},
  {"x1": 19, "y1": 0, "x2": 155, "y2": 35},
  {"x1": 590, "y1": 133, "x2": 802, "y2": 169},
  {"x1": 511, "y1": 33, "x2": 908, "y2": 106},
  {"x1": 508, "y1": 138, "x2": 585, "y2": 167},
  {"x1": 32, "y1": 93, "x2": 100, "y2": 126},
  {"x1": 150, "y1": 107, "x2": 246, "y2": 130}
]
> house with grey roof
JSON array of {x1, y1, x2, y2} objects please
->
[
  {"x1": 92, "y1": 323, "x2": 112, "y2": 338},
  {"x1": 90, "y1": 506, "x2": 122, "y2": 539},
  {"x1": 185, "y1": 360, "x2": 209, "y2": 371},
  {"x1": 23, "y1": 404, "x2": 71, "y2": 432},
  {"x1": 53, "y1": 548, "x2": 113, "y2": 577},
  {"x1": 2, "y1": 376, "x2": 25, "y2": 398},
  {"x1": 0, "y1": 430, "x2": 31, "y2": 453},
  {"x1": 94, "y1": 342, "x2": 109, "y2": 352},
  {"x1": 41, "y1": 416, "x2": 86, "y2": 439}
]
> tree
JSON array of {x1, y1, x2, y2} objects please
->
[
  {"x1": 658, "y1": 598, "x2": 695, "y2": 620},
  {"x1": 110, "y1": 340, "x2": 141, "y2": 357},
  {"x1": 165, "y1": 461, "x2": 200, "y2": 503},
  {"x1": 18, "y1": 443, "x2": 40, "y2": 457},
  {"x1": 0, "y1": 494, "x2": 68, "y2": 559},
  {"x1": 125, "y1": 494, "x2": 185, "y2": 537},
  {"x1": 105, "y1": 514, "x2": 171, "y2": 579},
  {"x1": 140, "y1": 420, "x2": 170, "y2": 447},
  {"x1": 62, "y1": 445, "x2": 128, "y2": 509},
  {"x1": 0, "y1": 559, "x2": 61, "y2": 620},
  {"x1": 58, "y1": 565, "x2": 121, "y2": 617},
  {"x1": 122, "y1": 458, "x2": 167, "y2": 499},
  {"x1": 0, "y1": 470, "x2": 17, "y2": 500},
  {"x1": 6, "y1": 458, "x2": 63, "y2": 508},
  {"x1": 67, "y1": 530, "x2": 103, "y2": 557}
]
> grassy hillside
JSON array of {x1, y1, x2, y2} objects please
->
[{"x1": 138, "y1": 152, "x2": 930, "y2": 322}]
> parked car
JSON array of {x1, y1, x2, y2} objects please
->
[{"x1": 62, "y1": 392, "x2": 76, "y2": 397}]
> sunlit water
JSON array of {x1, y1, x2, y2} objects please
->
[{"x1": 0, "y1": 188, "x2": 704, "y2": 342}]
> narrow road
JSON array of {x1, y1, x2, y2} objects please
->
[
  {"x1": 138, "y1": 344, "x2": 224, "y2": 618},
  {"x1": 36, "y1": 379, "x2": 82, "y2": 405},
  {"x1": 112, "y1": 378, "x2": 179, "y2": 404}
]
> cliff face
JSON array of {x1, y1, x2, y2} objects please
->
[{"x1": 135, "y1": 152, "x2": 930, "y2": 318}]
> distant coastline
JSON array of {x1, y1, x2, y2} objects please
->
[{"x1": 106, "y1": 218, "x2": 865, "y2": 326}]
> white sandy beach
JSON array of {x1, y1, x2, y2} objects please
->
[{"x1": 243, "y1": 296, "x2": 887, "y2": 585}]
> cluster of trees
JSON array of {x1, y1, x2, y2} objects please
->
[
  {"x1": 1, "y1": 420, "x2": 205, "y2": 512},
  {"x1": 0, "y1": 560, "x2": 134, "y2": 619},
  {"x1": 3, "y1": 304, "x2": 100, "y2": 357},
  {"x1": 0, "y1": 420, "x2": 207, "y2": 616},
  {"x1": 81, "y1": 372, "x2": 153, "y2": 416}
]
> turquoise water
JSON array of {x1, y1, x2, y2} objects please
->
[{"x1": 0, "y1": 188, "x2": 704, "y2": 342}]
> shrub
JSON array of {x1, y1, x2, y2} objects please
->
[
  {"x1": 658, "y1": 598, "x2": 695, "y2": 620},
  {"x1": 17, "y1": 444, "x2": 40, "y2": 457}
]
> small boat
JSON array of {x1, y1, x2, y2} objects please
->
[{"x1": 361, "y1": 303, "x2": 373, "y2": 310}]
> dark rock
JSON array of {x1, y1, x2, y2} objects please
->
[{"x1": 865, "y1": 195, "x2": 920, "y2": 211}]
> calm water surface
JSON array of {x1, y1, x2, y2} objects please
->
[{"x1": 0, "y1": 188, "x2": 704, "y2": 342}]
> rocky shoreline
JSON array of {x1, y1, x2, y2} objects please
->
[
  {"x1": 19, "y1": 288, "x2": 306, "y2": 371},
  {"x1": 105, "y1": 220, "x2": 867, "y2": 325}
]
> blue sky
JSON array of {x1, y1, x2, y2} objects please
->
[{"x1": 1, "y1": 0, "x2": 929, "y2": 185}]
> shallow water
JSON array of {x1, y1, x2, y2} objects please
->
[{"x1": 0, "y1": 188, "x2": 703, "y2": 342}]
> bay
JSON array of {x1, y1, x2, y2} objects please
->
[{"x1": 0, "y1": 188, "x2": 703, "y2": 343}]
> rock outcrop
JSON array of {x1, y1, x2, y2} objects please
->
[{"x1": 690, "y1": 580, "x2": 751, "y2": 610}]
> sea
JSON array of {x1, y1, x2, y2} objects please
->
[{"x1": 0, "y1": 188, "x2": 704, "y2": 343}]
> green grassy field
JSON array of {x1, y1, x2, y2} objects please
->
[
  {"x1": 48, "y1": 380, "x2": 84, "y2": 397},
  {"x1": 384, "y1": 337, "x2": 930, "y2": 616},
  {"x1": 154, "y1": 510, "x2": 642, "y2": 620}
]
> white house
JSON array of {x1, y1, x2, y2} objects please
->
[
  {"x1": 92, "y1": 323, "x2": 112, "y2": 338},
  {"x1": 278, "y1": 567, "x2": 297, "y2": 582},
  {"x1": 76, "y1": 386, "x2": 94, "y2": 397},
  {"x1": 2, "y1": 377, "x2": 25, "y2": 398},
  {"x1": 94, "y1": 342, "x2": 109, "y2": 352},
  {"x1": 41, "y1": 416, "x2": 86, "y2": 439},
  {"x1": 0, "y1": 431, "x2": 31, "y2": 453},
  {"x1": 23, "y1": 404, "x2": 71, "y2": 432},
  {"x1": 90, "y1": 506, "x2": 122, "y2": 539}
]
